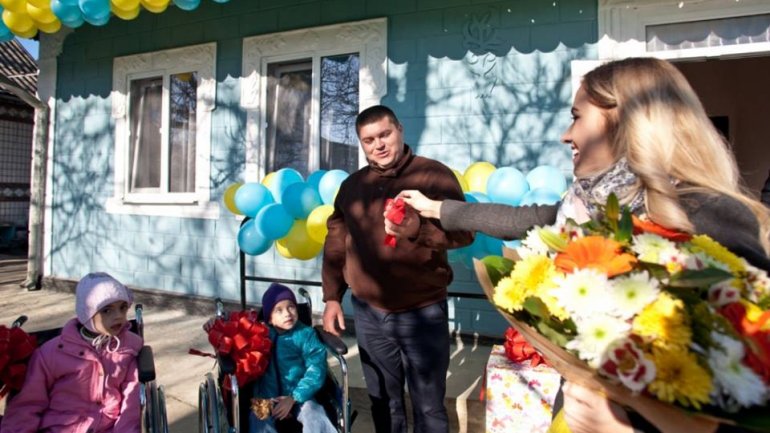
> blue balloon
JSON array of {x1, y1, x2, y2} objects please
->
[
  {"x1": 83, "y1": 12, "x2": 110, "y2": 26},
  {"x1": 468, "y1": 233, "x2": 494, "y2": 260},
  {"x1": 52, "y1": 0, "x2": 83, "y2": 22},
  {"x1": 526, "y1": 165, "x2": 568, "y2": 195},
  {"x1": 486, "y1": 167, "x2": 529, "y2": 206},
  {"x1": 79, "y1": 0, "x2": 110, "y2": 21},
  {"x1": 464, "y1": 191, "x2": 490, "y2": 204},
  {"x1": 254, "y1": 203, "x2": 294, "y2": 240},
  {"x1": 485, "y1": 235, "x2": 503, "y2": 256},
  {"x1": 519, "y1": 187, "x2": 562, "y2": 206},
  {"x1": 267, "y1": 168, "x2": 304, "y2": 204},
  {"x1": 307, "y1": 169, "x2": 327, "y2": 193},
  {"x1": 503, "y1": 239, "x2": 522, "y2": 249},
  {"x1": 173, "y1": 0, "x2": 201, "y2": 10},
  {"x1": 238, "y1": 220, "x2": 272, "y2": 256},
  {"x1": 318, "y1": 170, "x2": 348, "y2": 205},
  {"x1": 61, "y1": 14, "x2": 85, "y2": 28},
  {"x1": 0, "y1": 20, "x2": 12, "y2": 43},
  {"x1": 281, "y1": 182, "x2": 322, "y2": 219},
  {"x1": 234, "y1": 183, "x2": 274, "y2": 218}
]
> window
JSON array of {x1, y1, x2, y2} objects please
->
[
  {"x1": 241, "y1": 18, "x2": 386, "y2": 181},
  {"x1": 109, "y1": 43, "x2": 217, "y2": 218}
]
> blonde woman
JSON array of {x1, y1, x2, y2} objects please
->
[{"x1": 389, "y1": 58, "x2": 770, "y2": 432}]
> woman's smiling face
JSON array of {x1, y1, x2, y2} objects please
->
[{"x1": 561, "y1": 85, "x2": 616, "y2": 177}]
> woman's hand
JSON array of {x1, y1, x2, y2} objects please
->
[
  {"x1": 561, "y1": 382, "x2": 634, "y2": 433},
  {"x1": 272, "y1": 396, "x2": 295, "y2": 420},
  {"x1": 396, "y1": 190, "x2": 442, "y2": 219}
]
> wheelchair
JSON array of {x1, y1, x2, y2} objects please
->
[
  {"x1": 197, "y1": 287, "x2": 355, "y2": 433},
  {"x1": 1, "y1": 305, "x2": 169, "y2": 433}
]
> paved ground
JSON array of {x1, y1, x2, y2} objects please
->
[{"x1": 0, "y1": 249, "x2": 491, "y2": 432}]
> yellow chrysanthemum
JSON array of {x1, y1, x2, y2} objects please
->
[
  {"x1": 632, "y1": 293, "x2": 691, "y2": 346},
  {"x1": 538, "y1": 291, "x2": 570, "y2": 321},
  {"x1": 690, "y1": 235, "x2": 745, "y2": 273},
  {"x1": 493, "y1": 255, "x2": 559, "y2": 313},
  {"x1": 647, "y1": 345, "x2": 712, "y2": 409}
]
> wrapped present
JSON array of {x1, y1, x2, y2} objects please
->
[{"x1": 485, "y1": 344, "x2": 561, "y2": 433}]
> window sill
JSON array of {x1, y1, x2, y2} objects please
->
[{"x1": 105, "y1": 198, "x2": 221, "y2": 219}]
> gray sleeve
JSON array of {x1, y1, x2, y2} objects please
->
[{"x1": 439, "y1": 199, "x2": 559, "y2": 240}]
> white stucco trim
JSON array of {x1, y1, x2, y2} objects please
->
[
  {"x1": 599, "y1": 0, "x2": 770, "y2": 60},
  {"x1": 108, "y1": 42, "x2": 219, "y2": 219},
  {"x1": 240, "y1": 17, "x2": 387, "y2": 182}
]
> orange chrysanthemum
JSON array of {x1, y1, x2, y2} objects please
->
[
  {"x1": 554, "y1": 236, "x2": 637, "y2": 277},
  {"x1": 720, "y1": 302, "x2": 770, "y2": 384},
  {"x1": 632, "y1": 216, "x2": 692, "y2": 242}
]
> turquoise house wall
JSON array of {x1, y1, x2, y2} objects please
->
[{"x1": 50, "y1": 0, "x2": 597, "y2": 337}]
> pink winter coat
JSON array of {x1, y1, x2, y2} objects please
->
[{"x1": 1, "y1": 318, "x2": 143, "y2": 433}]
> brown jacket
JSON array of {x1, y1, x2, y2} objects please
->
[{"x1": 322, "y1": 146, "x2": 473, "y2": 312}]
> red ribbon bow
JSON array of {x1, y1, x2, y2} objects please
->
[
  {"x1": 0, "y1": 325, "x2": 37, "y2": 399},
  {"x1": 503, "y1": 327, "x2": 548, "y2": 367},
  {"x1": 189, "y1": 311, "x2": 272, "y2": 388},
  {"x1": 384, "y1": 198, "x2": 407, "y2": 248}
]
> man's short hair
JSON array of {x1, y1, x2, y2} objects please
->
[{"x1": 355, "y1": 105, "x2": 400, "y2": 134}]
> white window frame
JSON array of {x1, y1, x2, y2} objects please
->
[
  {"x1": 107, "y1": 42, "x2": 218, "y2": 219},
  {"x1": 599, "y1": 0, "x2": 770, "y2": 60},
  {"x1": 240, "y1": 18, "x2": 387, "y2": 182}
]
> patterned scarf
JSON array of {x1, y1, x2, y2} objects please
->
[{"x1": 557, "y1": 158, "x2": 645, "y2": 224}]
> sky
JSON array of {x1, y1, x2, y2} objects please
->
[{"x1": 16, "y1": 37, "x2": 39, "y2": 60}]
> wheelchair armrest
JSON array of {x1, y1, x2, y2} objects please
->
[
  {"x1": 314, "y1": 325, "x2": 348, "y2": 356},
  {"x1": 137, "y1": 345, "x2": 156, "y2": 383},
  {"x1": 217, "y1": 354, "x2": 236, "y2": 375}
]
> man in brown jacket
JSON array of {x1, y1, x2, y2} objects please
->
[{"x1": 322, "y1": 105, "x2": 473, "y2": 433}]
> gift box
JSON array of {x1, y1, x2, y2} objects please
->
[{"x1": 485, "y1": 344, "x2": 562, "y2": 433}]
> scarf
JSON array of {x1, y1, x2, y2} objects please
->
[{"x1": 557, "y1": 158, "x2": 645, "y2": 224}]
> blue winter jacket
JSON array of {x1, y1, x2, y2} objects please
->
[{"x1": 255, "y1": 322, "x2": 328, "y2": 404}]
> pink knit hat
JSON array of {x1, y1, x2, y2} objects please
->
[{"x1": 75, "y1": 272, "x2": 133, "y2": 333}]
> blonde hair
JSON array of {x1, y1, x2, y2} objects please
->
[{"x1": 582, "y1": 57, "x2": 770, "y2": 253}]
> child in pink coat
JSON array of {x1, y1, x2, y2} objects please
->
[{"x1": 1, "y1": 273, "x2": 144, "y2": 433}]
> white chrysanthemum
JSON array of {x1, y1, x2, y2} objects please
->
[
  {"x1": 746, "y1": 264, "x2": 770, "y2": 303},
  {"x1": 551, "y1": 268, "x2": 612, "y2": 319},
  {"x1": 608, "y1": 271, "x2": 660, "y2": 319},
  {"x1": 518, "y1": 225, "x2": 552, "y2": 258},
  {"x1": 709, "y1": 332, "x2": 768, "y2": 410},
  {"x1": 707, "y1": 281, "x2": 742, "y2": 308},
  {"x1": 631, "y1": 233, "x2": 679, "y2": 264},
  {"x1": 567, "y1": 315, "x2": 631, "y2": 368},
  {"x1": 688, "y1": 251, "x2": 732, "y2": 273}
]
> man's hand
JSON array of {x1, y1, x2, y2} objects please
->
[
  {"x1": 322, "y1": 300, "x2": 346, "y2": 337},
  {"x1": 383, "y1": 202, "x2": 421, "y2": 239},
  {"x1": 272, "y1": 396, "x2": 295, "y2": 420}
]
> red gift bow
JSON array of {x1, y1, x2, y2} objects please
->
[
  {"x1": 503, "y1": 327, "x2": 548, "y2": 367},
  {"x1": 0, "y1": 325, "x2": 37, "y2": 399},
  {"x1": 189, "y1": 311, "x2": 272, "y2": 388},
  {"x1": 384, "y1": 198, "x2": 407, "y2": 248}
]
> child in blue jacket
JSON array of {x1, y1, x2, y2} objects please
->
[{"x1": 250, "y1": 283, "x2": 336, "y2": 433}]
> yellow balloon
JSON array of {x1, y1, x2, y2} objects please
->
[
  {"x1": 26, "y1": 2, "x2": 56, "y2": 23},
  {"x1": 452, "y1": 169, "x2": 469, "y2": 193},
  {"x1": 275, "y1": 241, "x2": 293, "y2": 259},
  {"x1": 223, "y1": 183, "x2": 242, "y2": 215},
  {"x1": 261, "y1": 172, "x2": 276, "y2": 188},
  {"x1": 277, "y1": 220, "x2": 323, "y2": 260},
  {"x1": 36, "y1": 18, "x2": 60, "y2": 33},
  {"x1": 111, "y1": 0, "x2": 140, "y2": 11},
  {"x1": 111, "y1": 4, "x2": 140, "y2": 20},
  {"x1": 140, "y1": 0, "x2": 168, "y2": 13},
  {"x1": 0, "y1": 0, "x2": 26, "y2": 13},
  {"x1": 464, "y1": 161, "x2": 496, "y2": 193},
  {"x1": 306, "y1": 204, "x2": 334, "y2": 243},
  {"x1": 27, "y1": 0, "x2": 48, "y2": 7},
  {"x1": 3, "y1": 9, "x2": 35, "y2": 33}
]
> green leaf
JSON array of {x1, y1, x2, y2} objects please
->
[
  {"x1": 538, "y1": 228, "x2": 568, "y2": 252},
  {"x1": 522, "y1": 297, "x2": 550, "y2": 320},
  {"x1": 615, "y1": 208, "x2": 633, "y2": 243},
  {"x1": 535, "y1": 321, "x2": 570, "y2": 347},
  {"x1": 668, "y1": 268, "x2": 734, "y2": 288},
  {"x1": 606, "y1": 193, "x2": 620, "y2": 222},
  {"x1": 480, "y1": 255, "x2": 514, "y2": 286}
]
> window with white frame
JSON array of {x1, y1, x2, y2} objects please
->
[
  {"x1": 108, "y1": 43, "x2": 218, "y2": 218},
  {"x1": 241, "y1": 18, "x2": 387, "y2": 181}
]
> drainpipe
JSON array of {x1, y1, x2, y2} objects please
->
[{"x1": 0, "y1": 74, "x2": 49, "y2": 290}]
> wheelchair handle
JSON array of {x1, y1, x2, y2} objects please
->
[{"x1": 12, "y1": 315, "x2": 28, "y2": 328}]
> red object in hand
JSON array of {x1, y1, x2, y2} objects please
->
[
  {"x1": 503, "y1": 327, "x2": 548, "y2": 367},
  {"x1": 384, "y1": 198, "x2": 407, "y2": 248},
  {"x1": 0, "y1": 325, "x2": 37, "y2": 399},
  {"x1": 190, "y1": 310, "x2": 272, "y2": 388}
]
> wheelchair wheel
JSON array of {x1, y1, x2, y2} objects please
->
[
  {"x1": 198, "y1": 373, "x2": 229, "y2": 433},
  {"x1": 142, "y1": 382, "x2": 164, "y2": 433}
]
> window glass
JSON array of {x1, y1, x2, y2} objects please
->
[
  {"x1": 128, "y1": 76, "x2": 162, "y2": 192},
  {"x1": 266, "y1": 60, "x2": 312, "y2": 176},
  {"x1": 169, "y1": 72, "x2": 198, "y2": 193},
  {"x1": 320, "y1": 53, "x2": 359, "y2": 174}
]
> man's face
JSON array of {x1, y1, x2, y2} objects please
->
[{"x1": 358, "y1": 116, "x2": 405, "y2": 169}]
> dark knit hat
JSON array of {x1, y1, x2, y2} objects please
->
[{"x1": 261, "y1": 283, "x2": 297, "y2": 321}]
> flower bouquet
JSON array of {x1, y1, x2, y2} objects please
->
[{"x1": 474, "y1": 194, "x2": 770, "y2": 430}]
